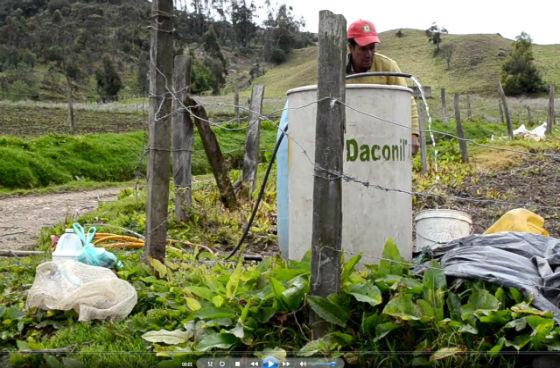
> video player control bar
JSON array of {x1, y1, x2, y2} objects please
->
[{"x1": 195, "y1": 357, "x2": 344, "y2": 368}]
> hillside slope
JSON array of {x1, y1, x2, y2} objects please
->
[{"x1": 254, "y1": 29, "x2": 560, "y2": 97}]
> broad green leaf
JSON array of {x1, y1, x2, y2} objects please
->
[
  {"x1": 148, "y1": 257, "x2": 168, "y2": 278},
  {"x1": 430, "y1": 347, "x2": 465, "y2": 361},
  {"x1": 347, "y1": 282, "x2": 382, "y2": 307},
  {"x1": 374, "y1": 322, "x2": 400, "y2": 341},
  {"x1": 505, "y1": 317, "x2": 528, "y2": 332},
  {"x1": 61, "y1": 358, "x2": 83, "y2": 368},
  {"x1": 45, "y1": 355, "x2": 63, "y2": 368},
  {"x1": 446, "y1": 292, "x2": 462, "y2": 321},
  {"x1": 400, "y1": 277, "x2": 424, "y2": 295},
  {"x1": 382, "y1": 294, "x2": 421, "y2": 321},
  {"x1": 212, "y1": 295, "x2": 224, "y2": 308},
  {"x1": 361, "y1": 313, "x2": 381, "y2": 335},
  {"x1": 193, "y1": 306, "x2": 237, "y2": 320},
  {"x1": 196, "y1": 332, "x2": 237, "y2": 351},
  {"x1": 341, "y1": 255, "x2": 362, "y2": 282},
  {"x1": 228, "y1": 322, "x2": 244, "y2": 339},
  {"x1": 187, "y1": 286, "x2": 214, "y2": 301},
  {"x1": 142, "y1": 329, "x2": 191, "y2": 345},
  {"x1": 185, "y1": 297, "x2": 201, "y2": 312},
  {"x1": 422, "y1": 262, "x2": 446, "y2": 290},
  {"x1": 505, "y1": 334, "x2": 531, "y2": 350},
  {"x1": 378, "y1": 238, "x2": 405, "y2": 276},
  {"x1": 416, "y1": 299, "x2": 435, "y2": 322},
  {"x1": 270, "y1": 278, "x2": 288, "y2": 310},
  {"x1": 458, "y1": 323, "x2": 478, "y2": 335},
  {"x1": 282, "y1": 276, "x2": 308, "y2": 310},
  {"x1": 508, "y1": 288, "x2": 524, "y2": 304},
  {"x1": 478, "y1": 310, "x2": 511, "y2": 324},
  {"x1": 527, "y1": 316, "x2": 555, "y2": 343},
  {"x1": 226, "y1": 261, "x2": 244, "y2": 299},
  {"x1": 307, "y1": 295, "x2": 349, "y2": 327},
  {"x1": 298, "y1": 333, "x2": 352, "y2": 357},
  {"x1": 461, "y1": 289, "x2": 499, "y2": 321},
  {"x1": 511, "y1": 302, "x2": 552, "y2": 317},
  {"x1": 489, "y1": 337, "x2": 506, "y2": 355},
  {"x1": 374, "y1": 275, "x2": 403, "y2": 291}
]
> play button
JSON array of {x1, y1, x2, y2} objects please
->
[{"x1": 262, "y1": 356, "x2": 279, "y2": 368}]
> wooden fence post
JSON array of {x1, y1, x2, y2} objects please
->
[
  {"x1": 440, "y1": 88, "x2": 448, "y2": 123},
  {"x1": 498, "y1": 101, "x2": 504, "y2": 124},
  {"x1": 172, "y1": 54, "x2": 193, "y2": 222},
  {"x1": 310, "y1": 10, "x2": 346, "y2": 339},
  {"x1": 186, "y1": 96, "x2": 238, "y2": 209},
  {"x1": 526, "y1": 106, "x2": 533, "y2": 125},
  {"x1": 454, "y1": 94, "x2": 469, "y2": 163},
  {"x1": 234, "y1": 87, "x2": 240, "y2": 125},
  {"x1": 242, "y1": 84, "x2": 265, "y2": 193},
  {"x1": 466, "y1": 94, "x2": 472, "y2": 120},
  {"x1": 547, "y1": 85, "x2": 555, "y2": 134},
  {"x1": 145, "y1": 0, "x2": 174, "y2": 263},
  {"x1": 66, "y1": 77, "x2": 75, "y2": 134},
  {"x1": 497, "y1": 81, "x2": 513, "y2": 139},
  {"x1": 418, "y1": 101, "x2": 428, "y2": 174}
]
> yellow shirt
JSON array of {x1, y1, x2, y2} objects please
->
[{"x1": 346, "y1": 53, "x2": 419, "y2": 135}]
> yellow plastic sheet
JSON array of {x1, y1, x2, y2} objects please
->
[{"x1": 484, "y1": 208, "x2": 549, "y2": 236}]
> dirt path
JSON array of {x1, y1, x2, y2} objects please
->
[{"x1": 0, "y1": 188, "x2": 121, "y2": 250}]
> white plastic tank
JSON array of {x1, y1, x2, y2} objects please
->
[{"x1": 285, "y1": 84, "x2": 413, "y2": 264}]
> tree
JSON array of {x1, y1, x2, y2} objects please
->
[
  {"x1": 501, "y1": 32, "x2": 546, "y2": 96},
  {"x1": 95, "y1": 56, "x2": 122, "y2": 102},
  {"x1": 262, "y1": 4, "x2": 308, "y2": 64},
  {"x1": 426, "y1": 22, "x2": 448, "y2": 54},
  {"x1": 41, "y1": 8, "x2": 86, "y2": 133},
  {"x1": 202, "y1": 24, "x2": 226, "y2": 68},
  {"x1": 440, "y1": 43, "x2": 454, "y2": 70},
  {"x1": 231, "y1": 0, "x2": 256, "y2": 48}
]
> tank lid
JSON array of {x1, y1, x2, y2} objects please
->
[{"x1": 286, "y1": 83, "x2": 413, "y2": 96}]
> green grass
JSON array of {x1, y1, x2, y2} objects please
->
[{"x1": 0, "y1": 123, "x2": 277, "y2": 191}]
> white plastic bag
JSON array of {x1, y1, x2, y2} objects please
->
[{"x1": 25, "y1": 260, "x2": 137, "y2": 321}]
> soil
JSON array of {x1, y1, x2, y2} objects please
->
[
  {"x1": 0, "y1": 188, "x2": 121, "y2": 250},
  {"x1": 415, "y1": 155, "x2": 560, "y2": 237}
]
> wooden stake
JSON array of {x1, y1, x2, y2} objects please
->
[
  {"x1": 497, "y1": 81, "x2": 513, "y2": 139},
  {"x1": 242, "y1": 84, "x2": 265, "y2": 193},
  {"x1": 547, "y1": 85, "x2": 555, "y2": 134},
  {"x1": 440, "y1": 88, "x2": 448, "y2": 123},
  {"x1": 145, "y1": 0, "x2": 174, "y2": 263},
  {"x1": 186, "y1": 96, "x2": 238, "y2": 209},
  {"x1": 310, "y1": 10, "x2": 346, "y2": 339},
  {"x1": 466, "y1": 94, "x2": 472, "y2": 120},
  {"x1": 454, "y1": 94, "x2": 469, "y2": 163}
]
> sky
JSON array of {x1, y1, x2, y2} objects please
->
[{"x1": 270, "y1": 0, "x2": 559, "y2": 45}]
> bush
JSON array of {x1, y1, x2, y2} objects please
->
[
  {"x1": 501, "y1": 32, "x2": 546, "y2": 96},
  {"x1": 270, "y1": 48, "x2": 287, "y2": 64}
]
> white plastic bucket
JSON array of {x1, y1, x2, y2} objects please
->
[{"x1": 415, "y1": 209, "x2": 472, "y2": 251}]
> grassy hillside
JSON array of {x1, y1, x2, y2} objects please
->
[{"x1": 254, "y1": 29, "x2": 560, "y2": 97}]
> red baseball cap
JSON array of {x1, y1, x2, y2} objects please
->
[{"x1": 347, "y1": 20, "x2": 380, "y2": 46}]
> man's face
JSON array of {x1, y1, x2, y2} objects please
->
[{"x1": 350, "y1": 42, "x2": 377, "y2": 73}]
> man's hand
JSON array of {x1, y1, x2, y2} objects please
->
[{"x1": 411, "y1": 134, "x2": 420, "y2": 156}]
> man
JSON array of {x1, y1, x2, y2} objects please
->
[{"x1": 346, "y1": 19, "x2": 420, "y2": 155}]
